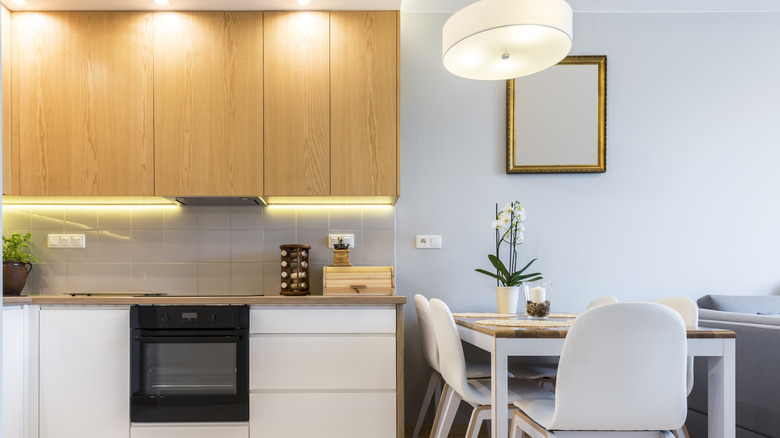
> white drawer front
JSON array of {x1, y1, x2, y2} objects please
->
[
  {"x1": 250, "y1": 306, "x2": 395, "y2": 334},
  {"x1": 131, "y1": 424, "x2": 248, "y2": 438},
  {"x1": 250, "y1": 335, "x2": 396, "y2": 390},
  {"x1": 249, "y1": 392, "x2": 395, "y2": 438}
]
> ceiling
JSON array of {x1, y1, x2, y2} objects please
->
[{"x1": 2, "y1": 0, "x2": 778, "y2": 13}]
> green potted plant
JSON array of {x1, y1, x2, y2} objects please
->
[
  {"x1": 475, "y1": 201, "x2": 542, "y2": 313},
  {"x1": 3, "y1": 232, "x2": 38, "y2": 296}
]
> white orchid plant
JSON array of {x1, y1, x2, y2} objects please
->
[{"x1": 475, "y1": 201, "x2": 543, "y2": 287}]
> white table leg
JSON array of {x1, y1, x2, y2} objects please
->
[
  {"x1": 492, "y1": 338, "x2": 510, "y2": 438},
  {"x1": 708, "y1": 338, "x2": 736, "y2": 438}
]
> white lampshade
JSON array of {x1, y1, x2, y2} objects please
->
[{"x1": 442, "y1": 0, "x2": 573, "y2": 80}]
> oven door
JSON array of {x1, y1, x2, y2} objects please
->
[{"x1": 131, "y1": 329, "x2": 249, "y2": 422}]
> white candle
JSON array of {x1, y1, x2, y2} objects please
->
[{"x1": 529, "y1": 286, "x2": 546, "y2": 303}]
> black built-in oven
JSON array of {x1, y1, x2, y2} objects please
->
[{"x1": 130, "y1": 305, "x2": 249, "y2": 423}]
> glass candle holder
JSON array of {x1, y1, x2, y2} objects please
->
[{"x1": 524, "y1": 280, "x2": 552, "y2": 319}]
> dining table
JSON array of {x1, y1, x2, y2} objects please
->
[{"x1": 454, "y1": 313, "x2": 736, "y2": 438}]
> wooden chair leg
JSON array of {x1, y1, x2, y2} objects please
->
[
  {"x1": 510, "y1": 408, "x2": 550, "y2": 438},
  {"x1": 510, "y1": 409, "x2": 522, "y2": 438},
  {"x1": 672, "y1": 425, "x2": 690, "y2": 438},
  {"x1": 465, "y1": 405, "x2": 491, "y2": 438},
  {"x1": 412, "y1": 372, "x2": 442, "y2": 438},
  {"x1": 430, "y1": 383, "x2": 461, "y2": 438}
]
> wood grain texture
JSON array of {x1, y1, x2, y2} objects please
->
[
  {"x1": 396, "y1": 303, "x2": 405, "y2": 438},
  {"x1": 2, "y1": 6, "x2": 11, "y2": 194},
  {"x1": 154, "y1": 12, "x2": 263, "y2": 197},
  {"x1": 10, "y1": 8, "x2": 19, "y2": 194},
  {"x1": 15, "y1": 12, "x2": 154, "y2": 196},
  {"x1": 2, "y1": 295, "x2": 407, "y2": 306},
  {"x1": 330, "y1": 11, "x2": 398, "y2": 197},
  {"x1": 455, "y1": 317, "x2": 737, "y2": 339},
  {"x1": 263, "y1": 12, "x2": 330, "y2": 196}
]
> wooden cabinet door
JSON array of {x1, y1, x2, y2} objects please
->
[
  {"x1": 330, "y1": 11, "x2": 398, "y2": 197},
  {"x1": 39, "y1": 308, "x2": 129, "y2": 438},
  {"x1": 263, "y1": 12, "x2": 330, "y2": 197},
  {"x1": 2, "y1": 6, "x2": 12, "y2": 194},
  {"x1": 14, "y1": 12, "x2": 154, "y2": 196},
  {"x1": 154, "y1": 12, "x2": 263, "y2": 197}
]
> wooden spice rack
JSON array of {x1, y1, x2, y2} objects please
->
[{"x1": 280, "y1": 244, "x2": 311, "y2": 296}]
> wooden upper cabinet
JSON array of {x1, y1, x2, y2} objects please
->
[
  {"x1": 263, "y1": 12, "x2": 330, "y2": 197},
  {"x1": 153, "y1": 12, "x2": 263, "y2": 197},
  {"x1": 13, "y1": 12, "x2": 154, "y2": 196},
  {"x1": 330, "y1": 11, "x2": 398, "y2": 197},
  {"x1": 2, "y1": 6, "x2": 11, "y2": 194}
]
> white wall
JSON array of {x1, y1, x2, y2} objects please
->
[{"x1": 398, "y1": 10, "x2": 780, "y2": 421}]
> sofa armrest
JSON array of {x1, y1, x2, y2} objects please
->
[
  {"x1": 699, "y1": 308, "x2": 780, "y2": 327},
  {"x1": 689, "y1": 318, "x2": 780, "y2": 437}
]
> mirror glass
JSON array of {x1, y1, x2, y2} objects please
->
[{"x1": 507, "y1": 55, "x2": 607, "y2": 174}]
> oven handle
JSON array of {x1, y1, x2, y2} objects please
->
[{"x1": 133, "y1": 334, "x2": 243, "y2": 342}]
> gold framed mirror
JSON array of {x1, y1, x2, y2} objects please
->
[{"x1": 507, "y1": 55, "x2": 607, "y2": 174}]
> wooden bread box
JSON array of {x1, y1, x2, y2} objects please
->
[{"x1": 323, "y1": 266, "x2": 395, "y2": 296}]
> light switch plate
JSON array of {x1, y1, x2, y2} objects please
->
[
  {"x1": 47, "y1": 234, "x2": 86, "y2": 248},
  {"x1": 416, "y1": 235, "x2": 442, "y2": 249}
]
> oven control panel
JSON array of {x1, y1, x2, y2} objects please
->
[{"x1": 131, "y1": 305, "x2": 249, "y2": 329}]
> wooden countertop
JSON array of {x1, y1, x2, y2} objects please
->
[
  {"x1": 455, "y1": 317, "x2": 736, "y2": 339},
  {"x1": 2, "y1": 294, "x2": 407, "y2": 306}
]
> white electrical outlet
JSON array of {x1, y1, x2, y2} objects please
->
[
  {"x1": 328, "y1": 234, "x2": 355, "y2": 248},
  {"x1": 47, "y1": 234, "x2": 86, "y2": 248},
  {"x1": 416, "y1": 235, "x2": 442, "y2": 249}
]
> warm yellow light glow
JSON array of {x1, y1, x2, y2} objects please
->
[
  {"x1": 3, "y1": 196, "x2": 179, "y2": 206},
  {"x1": 11, "y1": 0, "x2": 29, "y2": 5},
  {"x1": 14, "y1": 204, "x2": 180, "y2": 212},
  {"x1": 261, "y1": 196, "x2": 398, "y2": 206},
  {"x1": 266, "y1": 204, "x2": 394, "y2": 210}
]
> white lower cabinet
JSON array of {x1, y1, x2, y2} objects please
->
[
  {"x1": 39, "y1": 307, "x2": 130, "y2": 438},
  {"x1": 3, "y1": 306, "x2": 27, "y2": 438},
  {"x1": 250, "y1": 335, "x2": 396, "y2": 390},
  {"x1": 248, "y1": 306, "x2": 399, "y2": 438},
  {"x1": 131, "y1": 424, "x2": 249, "y2": 438},
  {"x1": 250, "y1": 392, "x2": 396, "y2": 438}
]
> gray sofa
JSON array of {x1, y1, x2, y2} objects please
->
[{"x1": 687, "y1": 294, "x2": 780, "y2": 438}]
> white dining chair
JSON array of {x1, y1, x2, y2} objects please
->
[
  {"x1": 412, "y1": 295, "x2": 490, "y2": 438},
  {"x1": 531, "y1": 296, "x2": 618, "y2": 392},
  {"x1": 586, "y1": 296, "x2": 618, "y2": 309},
  {"x1": 657, "y1": 296, "x2": 698, "y2": 438},
  {"x1": 509, "y1": 302, "x2": 688, "y2": 438},
  {"x1": 429, "y1": 298, "x2": 555, "y2": 438},
  {"x1": 412, "y1": 294, "x2": 557, "y2": 438}
]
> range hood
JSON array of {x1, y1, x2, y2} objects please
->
[{"x1": 167, "y1": 197, "x2": 264, "y2": 206}]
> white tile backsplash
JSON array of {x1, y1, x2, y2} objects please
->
[
  {"x1": 98, "y1": 230, "x2": 133, "y2": 263},
  {"x1": 131, "y1": 230, "x2": 165, "y2": 263},
  {"x1": 64, "y1": 209, "x2": 98, "y2": 230},
  {"x1": 164, "y1": 230, "x2": 199, "y2": 263},
  {"x1": 3, "y1": 205, "x2": 394, "y2": 296}
]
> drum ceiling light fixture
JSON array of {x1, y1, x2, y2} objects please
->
[{"x1": 442, "y1": 0, "x2": 573, "y2": 80}]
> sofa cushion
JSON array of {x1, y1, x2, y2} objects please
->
[{"x1": 697, "y1": 294, "x2": 780, "y2": 314}]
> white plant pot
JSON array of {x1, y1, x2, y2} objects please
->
[{"x1": 495, "y1": 286, "x2": 521, "y2": 314}]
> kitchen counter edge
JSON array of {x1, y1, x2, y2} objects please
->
[{"x1": 2, "y1": 295, "x2": 407, "y2": 306}]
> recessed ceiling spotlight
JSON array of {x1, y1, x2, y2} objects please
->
[
  {"x1": 154, "y1": 0, "x2": 170, "y2": 5},
  {"x1": 12, "y1": 0, "x2": 29, "y2": 5},
  {"x1": 297, "y1": 0, "x2": 311, "y2": 5}
]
